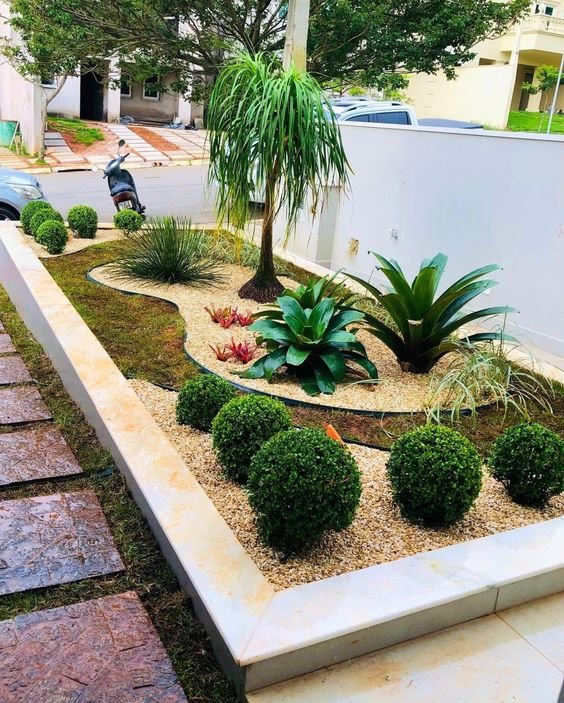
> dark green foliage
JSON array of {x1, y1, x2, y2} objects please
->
[
  {"x1": 489, "y1": 423, "x2": 564, "y2": 508},
  {"x1": 30, "y1": 208, "x2": 64, "y2": 238},
  {"x1": 109, "y1": 217, "x2": 225, "y2": 286},
  {"x1": 241, "y1": 276, "x2": 377, "y2": 396},
  {"x1": 248, "y1": 428, "x2": 362, "y2": 554},
  {"x1": 20, "y1": 200, "x2": 52, "y2": 235},
  {"x1": 387, "y1": 425, "x2": 483, "y2": 527},
  {"x1": 114, "y1": 209, "x2": 143, "y2": 233},
  {"x1": 211, "y1": 394, "x2": 291, "y2": 482},
  {"x1": 35, "y1": 220, "x2": 68, "y2": 254},
  {"x1": 68, "y1": 204, "x2": 98, "y2": 238},
  {"x1": 176, "y1": 374, "x2": 236, "y2": 431},
  {"x1": 350, "y1": 252, "x2": 516, "y2": 373}
]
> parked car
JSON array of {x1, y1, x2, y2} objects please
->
[
  {"x1": 0, "y1": 168, "x2": 48, "y2": 220},
  {"x1": 329, "y1": 100, "x2": 418, "y2": 126}
]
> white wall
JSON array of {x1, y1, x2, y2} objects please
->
[
  {"x1": 47, "y1": 77, "x2": 81, "y2": 118},
  {"x1": 279, "y1": 123, "x2": 564, "y2": 355}
]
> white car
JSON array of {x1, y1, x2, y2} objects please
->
[{"x1": 328, "y1": 100, "x2": 418, "y2": 126}]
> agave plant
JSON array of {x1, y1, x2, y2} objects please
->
[
  {"x1": 241, "y1": 294, "x2": 378, "y2": 395},
  {"x1": 349, "y1": 252, "x2": 516, "y2": 374},
  {"x1": 283, "y1": 272, "x2": 358, "y2": 310}
]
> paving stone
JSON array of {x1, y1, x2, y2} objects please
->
[
  {"x1": 0, "y1": 591, "x2": 188, "y2": 702},
  {"x1": 0, "y1": 426, "x2": 83, "y2": 486},
  {"x1": 0, "y1": 491, "x2": 124, "y2": 595},
  {"x1": 0, "y1": 356, "x2": 32, "y2": 385},
  {"x1": 0, "y1": 334, "x2": 15, "y2": 354},
  {"x1": 0, "y1": 387, "x2": 52, "y2": 424}
]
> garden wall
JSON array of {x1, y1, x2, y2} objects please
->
[{"x1": 276, "y1": 123, "x2": 564, "y2": 356}]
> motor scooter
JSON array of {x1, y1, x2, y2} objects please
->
[{"x1": 103, "y1": 139, "x2": 146, "y2": 216}]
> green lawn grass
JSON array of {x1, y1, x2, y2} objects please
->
[
  {"x1": 0, "y1": 284, "x2": 237, "y2": 703},
  {"x1": 507, "y1": 110, "x2": 564, "y2": 135},
  {"x1": 47, "y1": 117, "x2": 105, "y2": 146}
]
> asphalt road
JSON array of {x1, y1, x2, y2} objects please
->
[{"x1": 39, "y1": 165, "x2": 217, "y2": 222}]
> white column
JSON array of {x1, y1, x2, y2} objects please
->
[
  {"x1": 176, "y1": 94, "x2": 192, "y2": 123},
  {"x1": 106, "y1": 59, "x2": 121, "y2": 123}
]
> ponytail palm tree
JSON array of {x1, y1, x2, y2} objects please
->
[{"x1": 207, "y1": 53, "x2": 349, "y2": 302}]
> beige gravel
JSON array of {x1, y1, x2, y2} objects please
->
[
  {"x1": 129, "y1": 378, "x2": 564, "y2": 591},
  {"x1": 92, "y1": 262, "x2": 455, "y2": 412},
  {"x1": 25, "y1": 228, "x2": 123, "y2": 258}
]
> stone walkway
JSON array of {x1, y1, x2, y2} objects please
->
[{"x1": 0, "y1": 319, "x2": 188, "y2": 701}]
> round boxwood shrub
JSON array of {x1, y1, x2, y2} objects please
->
[
  {"x1": 114, "y1": 209, "x2": 143, "y2": 234},
  {"x1": 211, "y1": 394, "x2": 291, "y2": 482},
  {"x1": 387, "y1": 425, "x2": 482, "y2": 527},
  {"x1": 488, "y1": 423, "x2": 564, "y2": 508},
  {"x1": 30, "y1": 208, "x2": 64, "y2": 238},
  {"x1": 176, "y1": 374, "x2": 236, "y2": 431},
  {"x1": 68, "y1": 205, "x2": 98, "y2": 239},
  {"x1": 36, "y1": 220, "x2": 68, "y2": 255},
  {"x1": 248, "y1": 428, "x2": 362, "y2": 554},
  {"x1": 20, "y1": 200, "x2": 52, "y2": 236}
]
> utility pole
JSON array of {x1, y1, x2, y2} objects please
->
[
  {"x1": 282, "y1": 0, "x2": 311, "y2": 71},
  {"x1": 546, "y1": 52, "x2": 564, "y2": 134}
]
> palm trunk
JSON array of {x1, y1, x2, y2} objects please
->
[{"x1": 238, "y1": 171, "x2": 284, "y2": 302}]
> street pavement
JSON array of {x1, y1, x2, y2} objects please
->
[{"x1": 38, "y1": 165, "x2": 217, "y2": 222}]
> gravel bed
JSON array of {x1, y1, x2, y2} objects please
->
[
  {"x1": 129, "y1": 379, "x2": 564, "y2": 591},
  {"x1": 25, "y1": 228, "x2": 123, "y2": 258},
  {"x1": 92, "y1": 263, "x2": 455, "y2": 413}
]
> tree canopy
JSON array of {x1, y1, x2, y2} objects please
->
[{"x1": 2, "y1": 0, "x2": 529, "y2": 96}]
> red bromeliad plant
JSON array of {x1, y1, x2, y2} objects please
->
[
  {"x1": 236, "y1": 310, "x2": 254, "y2": 327},
  {"x1": 205, "y1": 305, "x2": 238, "y2": 328},
  {"x1": 209, "y1": 344, "x2": 233, "y2": 361},
  {"x1": 227, "y1": 338, "x2": 258, "y2": 363}
]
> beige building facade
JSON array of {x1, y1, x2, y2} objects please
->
[{"x1": 405, "y1": 3, "x2": 564, "y2": 128}]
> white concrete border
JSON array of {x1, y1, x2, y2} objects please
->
[{"x1": 0, "y1": 221, "x2": 562, "y2": 698}]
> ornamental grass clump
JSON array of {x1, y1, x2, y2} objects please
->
[
  {"x1": 20, "y1": 200, "x2": 52, "y2": 235},
  {"x1": 349, "y1": 252, "x2": 516, "y2": 373},
  {"x1": 211, "y1": 394, "x2": 291, "y2": 482},
  {"x1": 387, "y1": 425, "x2": 482, "y2": 527},
  {"x1": 36, "y1": 220, "x2": 68, "y2": 254},
  {"x1": 68, "y1": 205, "x2": 98, "y2": 238},
  {"x1": 248, "y1": 428, "x2": 362, "y2": 555},
  {"x1": 176, "y1": 374, "x2": 236, "y2": 432},
  {"x1": 30, "y1": 208, "x2": 64, "y2": 238},
  {"x1": 241, "y1": 275, "x2": 377, "y2": 395},
  {"x1": 489, "y1": 423, "x2": 564, "y2": 508},
  {"x1": 109, "y1": 217, "x2": 225, "y2": 286}
]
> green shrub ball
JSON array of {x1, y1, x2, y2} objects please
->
[
  {"x1": 248, "y1": 428, "x2": 362, "y2": 555},
  {"x1": 68, "y1": 205, "x2": 98, "y2": 238},
  {"x1": 20, "y1": 200, "x2": 52, "y2": 236},
  {"x1": 36, "y1": 220, "x2": 68, "y2": 255},
  {"x1": 30, "y1": 208, "x2": 64, "y2": 238},
  {"x1": 489, "y1": 423, "x2": 564, "y2": 508},
  {"x1": 176, "y1": 374, "x2": 236, "y2": 431},
  {"x1": 387, "y1": 425, "x2": 482, "y2": 527},
  {"x1": 211, "y1": 395, "x2": 291, "y2": 483},
  {"x1": 114, "y1": 209, "x2": 143, "y2": 233}
]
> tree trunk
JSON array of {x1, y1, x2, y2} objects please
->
[{"x1": 238, "y1": 173, "x2": 284, "y2": 303}]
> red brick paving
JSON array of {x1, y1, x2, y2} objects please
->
[
  {"x1": 0, "y1": 426, "x2": 83, "y2": 486},
  {"x1": 0, "y1": 491, "x2": 124, "y2": 595},
  {"x1": 0, "y1": 335, "x2": 16, "y2": 354},
  {"x1": 0, "y1": 386, "x2": 52, "y2": 424},
  {"x1": 0, "y1": 591, "x2": 188, "y2": 702},
  {"x1": 0, "y1": 356, "x2": 33, "y2": 385}
]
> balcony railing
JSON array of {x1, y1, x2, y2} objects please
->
[{"x1": 512, "y1": 14, "x2": 564, "y2": 35}]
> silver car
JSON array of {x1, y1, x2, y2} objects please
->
[{"x1": 0, "y1": 168, "x2": 48, "y2": 220}]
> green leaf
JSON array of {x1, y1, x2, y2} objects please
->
[
  {"x1": 309, "y1": 297, "x2": 335, "y2": 338},
  {"x1": 324, "y1": 330, "x2": 357, "y2": 344},
  {"x1": 278, "y1": 296, "x2": 308, "y2": 335},
  {"x1": 263, "y1": 347, "x2": 288, "y2": 380},
  {"x1": 250, "y1": 319, "x2": 297, "y2": 345},
  {"x1": 286, "y1": 345, "x2": 311, "y2": 366},
  {"x1": 312, "y1": 360, "x2": 337, "y2": 394},
  {"x1": 319, "y1": 348, "x2": 346, "y2": 380}
]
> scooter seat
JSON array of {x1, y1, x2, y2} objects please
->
[{"x1": 110, "y1": 182, "x2": 135, "y2": 196}]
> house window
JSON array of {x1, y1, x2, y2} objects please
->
[
  {"x1": 534, "y1": 3, "x2": 555, "y2": 15},
  {"x1": 120, "y1": 78, "x2": 132, "y2": 98},
  {"x1": 143, "y1": 76, "x2": 160, "y2": 101}
]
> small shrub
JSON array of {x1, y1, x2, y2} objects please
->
[
  {"x1": 68, "y1": 205, "x2": 98, "y2": 238},
  {"x1": 36, "y1": 220, "x2": 68, "y2": 254},
  {"x1": 248, "y1": 428, "x2": 362, "y2": 554},
  {"x1": 30, "y1": 208, "x2": 64, "y2": 238},
  {"x1": 489, "y1": 423, "x2": 564, "y2": 508},
  {"x1": 387, "y1": 425, "x2": 482, "y2": 527},
  {"x1": 20, "y1": 200, "x2": 52, "y2": 235},
  {"x1": 176, "y1": 374, "x2": 236, "y2": 431},
  {"x1": 114, "y1": 209, "x2": 144, "y2": 233},
  {"x1": 109, "y1": 216, "x2": 225, "y2": 286},
  {"x1": 212, "y1": 395, "x2": 291, "y2": 482}
]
